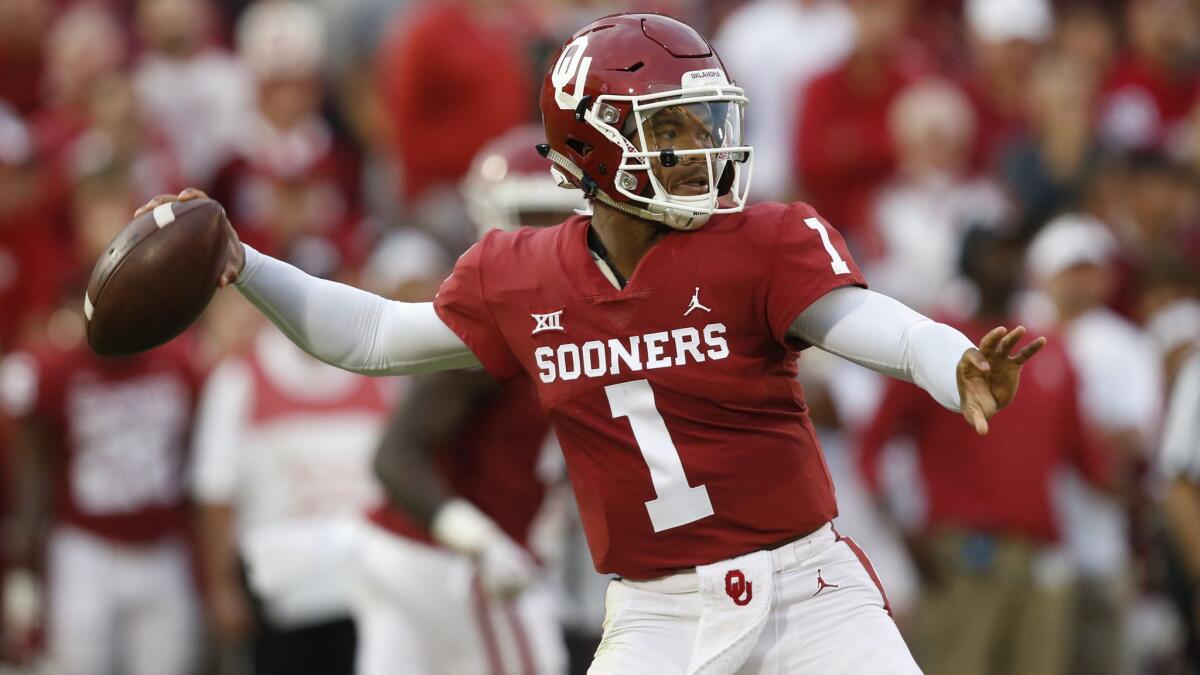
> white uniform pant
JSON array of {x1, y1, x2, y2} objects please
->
[
  {"x1": 45, "y1": 526, "x2": 199, "y2": 675},
  {"x1": 589, "y1": 524, "x2": 921, "y2": 675},
  {"x1": 351, "y1": 522, "x2": 567, "y2": 675}
]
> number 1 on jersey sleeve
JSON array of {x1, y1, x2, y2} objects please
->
[
  {"x1": 804, "y1": 217, "x2": 851, "y2": 275},
  {"x1": 605, "y1": 379, "x2": 714, "y2": 532}
]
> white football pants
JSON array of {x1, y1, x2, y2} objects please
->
[
  {"x1": 588, "y1": 523, "x2": 922, "y2": 675},
  {"x1": 45, "y1": 526, "x2": 199, "y2": 675},
  {"x1": 350, "y1": 521, "x2": 567, "y2": 675}
]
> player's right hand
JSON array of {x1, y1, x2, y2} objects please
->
[
  {"x1": 134, "y1": 188, "x2": 245, "y2": 287},
  {"x1": 478, "y1": 534, "x2": 539, "y2": 600}
]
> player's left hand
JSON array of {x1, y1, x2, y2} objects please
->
[{"x1": 956, "y1": 326, "x2": 1046, "y2": 436}]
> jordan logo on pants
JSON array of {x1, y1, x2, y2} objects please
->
[{"x1": 812, "y1": 569, "x2": 839, "y2": 597}]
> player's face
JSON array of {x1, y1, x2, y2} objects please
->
[{"x1": 638, "y1": 102, "x2": 737, "y2": 197}]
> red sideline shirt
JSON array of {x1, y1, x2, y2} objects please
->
[
  {"x1": 2, "y1": 342, "x2": 201, "y2": 543},
  {"x1": 857, "y1": 319, "x2": 1112, "y2": 542},
  {"x1": 794, "y1": 60, "x2": 911, "y2": 241},
  {"x1": 376, "y1": 0, "x2": 532, "y2": 201},
  {"x1": 434, "y1": 202, "x2": 865, "y2": 579},
  {"x1": 369, "y1": 377, "x2": 553, "y2": 551}
]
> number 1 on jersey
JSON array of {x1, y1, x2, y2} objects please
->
[
  {"x1": 605, "y1": 379, "x2": 714, "y2": 532},
  {"x1": 805, "y1": 217, "x2": 851, "y2": 275}
]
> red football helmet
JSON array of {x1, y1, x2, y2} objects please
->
[
  {"x1": 539, "y1": 13, "x2": 753, "y2": 231},
  {"x1": 462, "y1": 125, "x2": 588, "y2": 237}
]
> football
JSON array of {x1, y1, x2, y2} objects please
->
[{"x1": 85, "y1": 198, "x2": 229, "y2": 356}]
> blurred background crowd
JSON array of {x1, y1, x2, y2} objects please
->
[{"x1": 0, "y1": 0, "x2": 1198, "y2": 673}]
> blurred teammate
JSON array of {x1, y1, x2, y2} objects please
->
[
  {"x1": 355, "y1": 126, "x2": 582, "y2": 675},
  {"x1": 0, "y1": 169, "x2": 202, "y2": 675},
  {"x1": 143, "y1": 14, "x2": 1046, "y2": 672},
  {"x1": 190, "y1": 265, "x2": 391, "y2": 675},
  {"x1": 859, "y1": 227, "x2": 1111, "y2": 675}
]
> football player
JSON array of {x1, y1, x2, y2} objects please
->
[
  {"x1": 139, "y1": 14, "x2": 1046, "y2": 673},
  {"x1": 353, "y1": 126, "x2": 583, "y2": 675}
]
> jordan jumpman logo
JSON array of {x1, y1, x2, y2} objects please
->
[
  {"x1": 812, "y1": 569, "x2": 839, "y2": 597},
  {"x1": 684, "y1": 287, "x2": 712, "y2": 316}
]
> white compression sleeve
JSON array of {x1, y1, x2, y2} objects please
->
[
  {"x1": 789, "y1": 286, "x2": 973, "y2": 411},
  {"x1": 234, "y1": 245, "x2": 480, "y2": 375}
]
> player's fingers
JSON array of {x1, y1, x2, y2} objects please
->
[
  {"x1": 961, "y1": 347, "x2": 991, "y2": 374},
  {"x1": 177, "y1": 187, "x2": 208, "y2": 201},
  {"x1": 963, "y1": 401, "x2": 989, "y2": 436},
  {"x1": 1013, "y1": 336, "x2": 1048, "y2": 365},
  {"x1": 133, "y1": 194, "x2": 177, "y2": 218},
  {"x1": 978, "y1": 326, "x2": 1007, "y2": 356},
  {"x1": 997, "y1": 325, "x2": 1026, "y2": 358}
]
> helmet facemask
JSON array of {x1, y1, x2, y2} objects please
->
[
  {"x1": 619, "y1": 93, "x2": 748, "y2": 228},
  {"x1": 616, "y1": 94, "x2": 752, "y2": 230}
]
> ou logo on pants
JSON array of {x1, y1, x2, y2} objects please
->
[{"x1": 725, "y1": 570, "x2": 753, "y2": 606}]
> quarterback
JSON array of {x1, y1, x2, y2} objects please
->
[{"x1": 140, "y1": 13, "x2": 1044, "y2": 674}]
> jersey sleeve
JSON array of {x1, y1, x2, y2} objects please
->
[
  {"x1": 433, "y1": 232, "x2": 522, "y2": 381},
  {"x1": 765, "y1": 202, "x2": 867, "y2": 345}
]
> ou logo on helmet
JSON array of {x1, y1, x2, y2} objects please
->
[{"x1": 552, "y1": 36, "x2": 592, "y2": 111}]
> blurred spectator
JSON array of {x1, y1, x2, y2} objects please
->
[
  {"x1": 866, "y1": 78, "x2": 1009, "y2": 312},
  {"x1": 795, "y1": 0, "x2": 921, "y2": 243},
  {"x1": 1054, "y1": 3, "x2": 1117, "y2": 78},
  {"x1": 376, "y1": 0, "x2": 535, "y2": 204},
  {"x1": 191, "y1": 326, "x2": 392, "y2": 675},
  {"x1": 132, "y1": 0, "x2": 254, "y2": 186},
  {"x1": 316, "y1": 0, "x2": 409, "y2": 223},
  {"x1": 1097, "y1": 0, "x2": 1200, "y2": 153},
  {"x1": 1115, "y1": 151, "x2": 1199, "y2": 261},
  {"x1": 0, "y1": 0, "x2": 53, "y2": 115},
  {"x1": 0, "y1": 168, "x2": 203, "y2": 674},
  {"x1": 714, "y1": 0, "x2": 855, "y2": 202},
  {"x1": 961, "y1": 0, "x2": 1053, "y2": 169},
  {"x1": 355, "y1": 126, "x2": 577, "y2": 675},
  {"x1": 859, "y1": 227, "x2": 1109, "y2": 675},
  {"x1": 65, "y1": 73, "x2": 184, "y2": 203},
  {"x1": 210, "y1": 0, "x2": 365, "y2": 264},
  {"x1": 1000, "y1": 55, "x2": 1105, "y2": 234},
  {"x1": 35, "y1": 4, "x2": 129, "y2": 162},
  {"x1": 1105, "y1": 151, "x2": 1200, "y2": 318},
  {"x1": 0, "y1": 105, "x2": 60, "y2": 353},
  {"x1": 1025, "y1": 213, "x2": 1165, "y2": 675}
]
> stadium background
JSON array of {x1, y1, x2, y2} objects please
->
[{"x1": 0, "y1": 0, "x2": 1198, "y2": 673}]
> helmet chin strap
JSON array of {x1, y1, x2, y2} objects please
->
[{"x1": 543, "y1": 146, "x2": 708, "y2": 231}]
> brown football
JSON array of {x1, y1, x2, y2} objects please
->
[{"x1": 85, "y1": 198, "x2": 228, "y2": 356}]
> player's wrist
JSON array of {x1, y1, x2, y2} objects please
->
[
  {"x1": 232, "y1": 243, "x2": 262, "y2": 288},
  {"x1": 431, "y1": 498, "x2": 502, "y2": 556}
]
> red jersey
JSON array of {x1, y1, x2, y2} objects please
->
[
  {"x1": 369, "y1": 377, "x2": 554, "y2": 551},
  {"x1": 0, "y1": 212, "x2": 62, "y2": 351},
  {"x1": 857, "y1": 319, "x2": 1112, "y2": 542},
  {"x1": 435, "y1": 202, "x2": 865, "y2": 579},
  {"x1": 5, "y1": 342, "x2": 201, "y2": 543}
]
